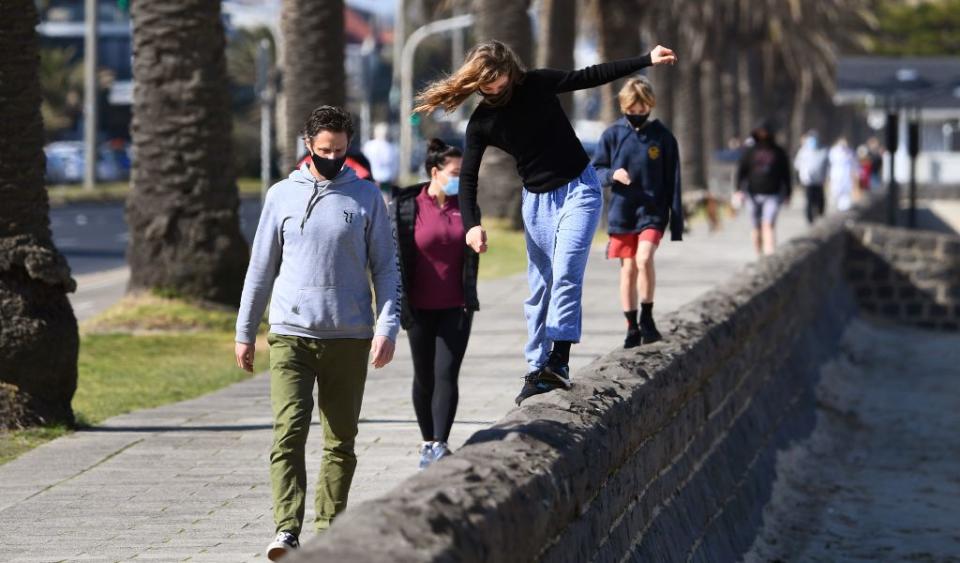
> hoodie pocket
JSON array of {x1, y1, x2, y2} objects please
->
[{"x1": 290, "y1": 286, "x2": 369, "y2": 332}]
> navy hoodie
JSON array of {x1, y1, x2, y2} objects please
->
[{"x1": 592, "y1": 117, "x2": 683, "y2": 240}]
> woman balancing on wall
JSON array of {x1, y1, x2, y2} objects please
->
[{"x1": 414, "y1": 40, "x2": 677, "y2": 405}]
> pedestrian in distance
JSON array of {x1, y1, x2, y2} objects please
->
[
  {"x1": 828, "y1": 136, "x2": 858, "y2": 212},
  {"x1": 592, "y1": 76, "x2": 683, "y2": 350},
  {"x1": 734, "y1": 120, "x2": 792, "y2": 257},
  {"x1": 364, "y1": 122, "x2": 401, "y2": 201},
  {"x1": 391, "y1": 138, "x2": 479, "y2": 471},
  {"x1": 234, "y1": 106, "x2": 401, "y2": 561},
  {"x1": 794, "y1": 130, "x2": 829, "y2": 225},
  {"x1": 413, "y1": 40, "x2": 678, "y2": 405}
]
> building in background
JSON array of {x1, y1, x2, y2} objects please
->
[{"x1": 836, "y1": 56, "x2": 960, "y2": 185}]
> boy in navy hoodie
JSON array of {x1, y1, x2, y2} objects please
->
[{"x1": 593, "y1": 76, "x2": 683, "y2": 349}]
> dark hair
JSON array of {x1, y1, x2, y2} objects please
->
[
  {"x1": 302, "y1": 105, "x2": 354, "y2": 141},
  {"x1": 424, "y1": 138, "x2": 462, "y2": 176}
]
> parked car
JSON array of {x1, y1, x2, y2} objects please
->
[{"x1": 44, "y1": 140, "x2": 131, "y2": 184}]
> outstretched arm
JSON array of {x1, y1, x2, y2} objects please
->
[{"x1": 536, "y1": 45, "x2": 677, "y2": 93}]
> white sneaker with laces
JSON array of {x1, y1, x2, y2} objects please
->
[
  {"x1": 418, "y1": 441, "x2": 435, "y2": 470},
  {"x1": 266, "y1": 531, "x2": 299, "y2": 561},
  {"x1": 432, "y1": 441, "x2": 453, "y2": 461}
]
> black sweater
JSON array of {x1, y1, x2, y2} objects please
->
[
  {"x1": 459, "y1": 54, "x2": 654, "y2": 231},
  {"x1": 735, "y1": 140, "x2": 792, "y2": 198}
]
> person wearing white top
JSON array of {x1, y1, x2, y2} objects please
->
[
  {"x1": 828, "y1": 137, "x2": 857, "y2": 212},
  {"x1": 362, "y1": 122, "x2": 400, "y2": 187},
  {"x1": 794, "y1": 131, "x2": 829, "y2": 224}
]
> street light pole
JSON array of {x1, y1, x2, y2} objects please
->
[
  {"x1": 907, "y1": 108, "x2": 920, "y2": 228},
  {"x1": 885, "y1": 107, "x2": 899, "y2": 226},
  {"x1": 256, "y1": 39, "x2": 274, "y2": 202},
  {"x1": 399, "y1": 14, "x2": 474, "y2": 183},
  {"x1": 83, "y1": 0, "x2": 98, "y2": 191}
]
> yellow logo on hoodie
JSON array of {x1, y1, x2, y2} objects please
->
[{"x1": 648, "y1": 145, "x2": 661, "y2": 160}]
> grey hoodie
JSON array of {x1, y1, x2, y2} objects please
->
[{"x1": 235, "y1": 163, "x2": 401, "y2": 344}]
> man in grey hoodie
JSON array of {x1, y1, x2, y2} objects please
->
[{"x1": 233, "y1": 106, "x2": 401, "y2": 561}]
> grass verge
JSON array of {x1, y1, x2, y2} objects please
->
[
  {"x1": 0, "y1": 294, "x2": 268, "y2": 466},
  {"x1": 478, "y1": 218, "x2": 528, "y2": 280}
]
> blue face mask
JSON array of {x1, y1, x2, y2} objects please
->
[{"x1": 442, "y1": 176, "x2": 460, "y2": 196}]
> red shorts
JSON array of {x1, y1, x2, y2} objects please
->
[{"x1": 607, "y1": 229, "x2": 664, "y2": 259}]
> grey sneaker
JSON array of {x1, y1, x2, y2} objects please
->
[
  {"x1": 432, "y1": 441, "x2": 453, "y2": 461},
  {"x1": 418, "y1": 442, "x2": 435, "y2": 470},
  {"x1": 266, "y1": 531, "x2": 299, "y2": 561}
]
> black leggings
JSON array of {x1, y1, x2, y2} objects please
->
[
  {"x1": 805, "y1": 184, "x2": 825, "y2": 224},
  {"x1": 407, "y1": 307, "x2": 473, "y2": 443}
]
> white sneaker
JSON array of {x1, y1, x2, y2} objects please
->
[
  {"x1": 418, "y1": 441, "x2": 435, "y2": 470},
  {"x1": 432, "y1": 441, "x2": 453, "y2": 461},
  {"x1": 266, "y1": 531, "x2": 299, "y2": 561}
]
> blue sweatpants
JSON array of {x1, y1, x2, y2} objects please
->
[{"x1": 521, "y1": 165, "x2": 602, "y2": 370}]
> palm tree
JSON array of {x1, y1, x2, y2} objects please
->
[
  {"x1": 127, "y1": 0, "x2": 249, "y2": 306},
  {"x1": 538, "y1": 0, "x2": 577, "y2": 115},
  {"x1": 0, "y1": 0, "x2": 78, "y2": 428},
  {"x1": 473, "y1": 0, "x2": 533, "y2": 229},
  {"x1": 280, "y1": 0, "x2": 346, "y2": 170},
  {"x1": 661, "y1": 0, "x2": 709, "y2": 192},
  {"x1": 594, "y1": 0, "x2": 642, "y2": 124}
]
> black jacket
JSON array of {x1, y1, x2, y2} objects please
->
[
  {"x1": 390, "y1": 184, "x2": 480, "y2": 329},
  {"x1": 736, "y1": 140, "x2": 792, "y2": 198}
]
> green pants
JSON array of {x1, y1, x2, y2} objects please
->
[{"x1": 267, "y1": 333, "x2": 371, "y2": 535}]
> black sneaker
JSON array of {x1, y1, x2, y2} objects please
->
[
  {"x1": 624, "y1": 328, "x2": 641, "y2": 349},
  {"x1": 266, "y1": 531, "x2": 299, "y2": 561},
  {"x1": 639, "y1": 318, "x2": 662, "y2": 344},
  {"x1": 542, "y1": 351, "x2": 573, "y2": 389},
  {"x1": 515, "y1": 370, "x2": 562, "y2": 405}
]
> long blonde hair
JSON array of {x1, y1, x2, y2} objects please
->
[{"x1": 414, "y1": 40, "x2": 526, "y2": 114}]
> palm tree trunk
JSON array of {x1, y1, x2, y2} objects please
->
[
  {"x1": 702, "y1": 56, "x2": 724, "y2": 153},
  {"x1": 596, "y1": 0, "x2": 641, "y2": 124},
  {"x1": 643, "y1": 20, "x2": 676, "y2": 128},
  {"x1": 127, "y1": 0, "x2": 250, "y2": 306},
  {"x1": 737, "y1": 48, "x2": 761, "y2": 138},
  {"x1": 281, "y1": 0, "x2": 346, "y2": 170},
  {"x1": 674, "y1": 56, "x2": 707, "y2": 190},
  {"x1": 537, "y1": 0, "x2": 576, "y2": 115},
  {"x1": 474, "y1": 0, "x2": 532, "y2": 229},
  {"x1": 0, "y1": 0, "x2": 78, "y2": 428},
  {"x1": 721, "y1": 54, "x2": 740, "y2": 142}
]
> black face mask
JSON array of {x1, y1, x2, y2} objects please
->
[
  {"x1": 309, "y1": 151, "x2": 346, "y2": 180},
  {"x1": 626, "y1": 113, "x2": 650, "y2": 129},
  {"x1": 480, "y1": 84, "x2": 514, "y2": 107}
]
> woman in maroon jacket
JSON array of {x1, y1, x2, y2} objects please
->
[{"x1": 391, "y1": 139, "x2": 480, "y2": 470}]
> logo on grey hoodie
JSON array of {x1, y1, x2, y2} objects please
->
[{"x1": 343, "y1": 210, "x2": 355, "y2": 224}]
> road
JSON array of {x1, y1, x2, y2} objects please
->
[
  {"x1": 51, "y1": 199, "x2": 264, "y2": 276},
  {"x1": 53, "y1": 199, "x2": 263, "y2": 322}
]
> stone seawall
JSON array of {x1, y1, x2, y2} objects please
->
[
  {"x1": 289, "y1": 201, "x2": 898, "y2": 563},
  {"x1": 846, "y1": 222, "x2": 960, "y2": 331}
]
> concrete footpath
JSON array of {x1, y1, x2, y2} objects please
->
[{"x1": 0, "y1": 206, "x2": 807, "y2": 562}]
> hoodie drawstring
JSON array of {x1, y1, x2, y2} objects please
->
[{"x1": 301, "y1": 180, "x2": 330, "y2": 233}]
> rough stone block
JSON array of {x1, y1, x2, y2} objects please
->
[
  {"x1": 905, "y1": 303, "x2": 924, "y2": 317},
  {"x1": 876, "y1": 285, "x2": 895, "y2": 300}
]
